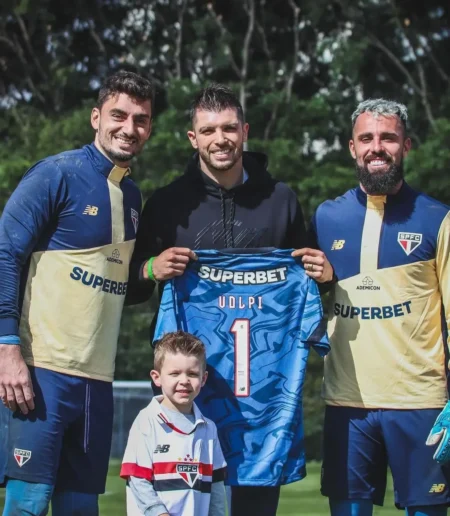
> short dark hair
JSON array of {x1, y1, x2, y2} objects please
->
[
  {"x1": 190, "y1": 83, "x2": 244, "y2": 125},
  {"x1": 97, "y1": 70, "x2": 155, "y2": 113},
  {"x1": 153, "y1": 331, "x2": 206, "y2": 372}
]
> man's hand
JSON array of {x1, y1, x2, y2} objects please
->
[
  {"x1": 145, "y1": 247, "x2": 197, "y2": 282},
  {"x1": 291, "y1": 248, "x2": 334, "y2": 283},
  {"x1": 426, "y1": 401, "x2": 450, "y2": 464},
  {"x1": 0, "y1": 344, "x2": 35, "y2": 414}
]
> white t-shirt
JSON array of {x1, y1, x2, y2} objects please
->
[{"x1": 121, "y1": 396, "x2": 226, "y2": 516}]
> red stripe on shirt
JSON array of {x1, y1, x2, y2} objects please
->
[
  {"x1": 120, "y1": 463, "x2": 153, "y2": 481},
  {"x1": 157, "y1": 412, "x2": 194, "y2": 435},
  {"x1": 153, "y1": 461, "x2": 213, "y2": 476}
]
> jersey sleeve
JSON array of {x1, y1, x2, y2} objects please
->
[
  {"x1": 212, "y1": 424, "x2": 227, "y2": 482},
  {"x1": 120, "y1": 412, "x2": 154, "y2": 481},
  {"x1": 299, "y1": 277, "x2": 329, "y2": 356},
  {"x1": 126, "y1": 194, "x2": 161, "y2": 306},
  {"x1": 153, "y1": 281, "x2": 181, "y2": 343},
  {"x1": 436, "y1": 212, "x2": 450, "y2": 358},
  {"x1": 0, "y1": 161, "x2": 68, "y2": 337},
  {"x1": 128, "y1": 477, "x2": 168, "y2": 516},
  {"x1": 208, "y1": 481, "x2": 226, "y2": 516}
]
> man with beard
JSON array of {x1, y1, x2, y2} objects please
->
[
  {"x1": 0, "y1": 70, "x2": 153, "y2": 515},
  {"x1": 126, "y1": 83, "x2": 308, "y2": 516},
  {"x1": 295, "y1": 99, "x2": 450, "y2": 516}
]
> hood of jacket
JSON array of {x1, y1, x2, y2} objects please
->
[{"x1": 181, "y1": 151, "x2": 274, "y2": 247}]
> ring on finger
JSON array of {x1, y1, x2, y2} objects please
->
[{"x1": 307, "y1": 263, "x2": 314, "y2": 272}]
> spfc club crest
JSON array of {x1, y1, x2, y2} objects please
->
[
  {"x1": 397, "y1": 232, "x2": 422, "y2": 256},
  {"x1": 14, "y1": 448, "x2": 31, "y2": 467},
  {"x1": 131, "y1": 208, "x2": 139, "y2": 234},
  {"x1": 176, "y1": 456, "x2": 199, "y2": 488}
]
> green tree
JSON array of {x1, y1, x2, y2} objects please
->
[{"x1": 1, "y1": 0, "x2": 450, "y2": 459}]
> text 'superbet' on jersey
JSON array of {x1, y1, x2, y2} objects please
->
[
  {"x1": 0, "y1": 144, "x2": 142, "y2": 381},
  {"x1": 312, "y1": 184, "x2": 450, "y2": 410},
  {"x1": 154, "y1": 249, "x2": 329, "y2": 486}
]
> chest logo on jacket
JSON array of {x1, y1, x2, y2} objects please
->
[
  {"x1": 331, "y1": 239, "x2": 345, "y2": 250},
  {"x1": 194, "y1": 218, "x2": 268, "y2": 249},
  {"x1": 176, "y1": 455, "x2": 199, "y2": 487},
  {"x1": 14, "y1": 448, "x2": 32, "y2": 467},
  {"x1": 397, "y1": 232, "x2": 422, "y2": 256},
  {"x1": 83, "y1": 205, "x2": 99, "y2": 216}
]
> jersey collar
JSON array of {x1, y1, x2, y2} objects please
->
[
  {"x1": 150, "y1": 395, "x2": 206, "y2": 435},
  {"x1": 356, "y1": 181, "x2": 415, "y2": 206},
  {"x1": 85, "y1": 143, "x2": 130, "y2": 181}
]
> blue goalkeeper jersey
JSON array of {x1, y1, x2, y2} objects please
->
[{"x1": 154, "y1": 248, "x2": 329, "y2": 486}]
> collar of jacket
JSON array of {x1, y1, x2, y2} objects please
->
[
  {"x1": 184, "y1": 151, "x2": 272, "y2": 198},
  {"x1": 355, "y1": 181, "x2": 416, "y2": 206},
  {"x1": 84, "y1": 142, "x2": 130, "y2": 182}
]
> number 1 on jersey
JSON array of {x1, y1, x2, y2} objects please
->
[{"x1": 230, "y1": 319, "x2": 250, "y2": 397}]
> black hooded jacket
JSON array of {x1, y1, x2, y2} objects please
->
[{"x1": 127, "y1": 151, "x2": 307, "y2": 307}]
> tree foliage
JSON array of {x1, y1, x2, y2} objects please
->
[{"x1": 1, "y1": 0, "x2": 449, "y2": 458}]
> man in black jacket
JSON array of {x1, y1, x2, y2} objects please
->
[{"x1": 127, "y1": 84, "x2": 308, "y2": 516}]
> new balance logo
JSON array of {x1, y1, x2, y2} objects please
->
[
  {"x1": 83, "y1": 205, "x2": 99, "y2": 216},
  {"x1": 429, "y1": 483, "x2": 445, "y2": 493},
  {"x1": 154, "y1": 444, "x2": 170, "y2": 453},
  {"x1": 331, "y1": 240, "x2": 345, "y2": 250}
]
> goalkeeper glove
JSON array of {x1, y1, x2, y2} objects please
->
[{"x1": 426, "y1": 401, "x2": 450, "y2": 464}]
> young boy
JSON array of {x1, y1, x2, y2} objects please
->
[{"x1": 120, "y1": 331, "x2": 227, "y2": 516}]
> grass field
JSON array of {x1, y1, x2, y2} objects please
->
[{"x1": 0, "y1": 461, "x2": 401, "y2": 515}]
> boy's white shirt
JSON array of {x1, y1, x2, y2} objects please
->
[{"x1": 121, "y1": 395, "x2": 226, "y2": 516}]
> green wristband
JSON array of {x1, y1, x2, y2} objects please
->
[{"x1": 147, "y1": 257, "x2": 157, "y2": 282}]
